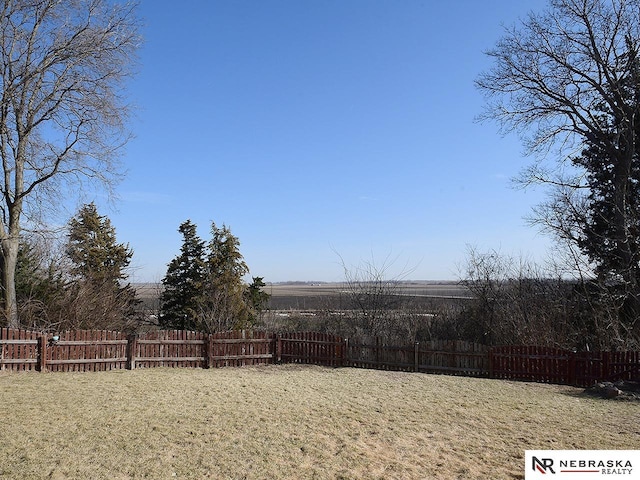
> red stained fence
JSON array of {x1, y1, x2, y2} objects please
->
[
  {"x1": 277, "y1": 331, "x2": 346, "y2": 367},
  {"x1": 489, "y1": 346, "x2": 640, "y2": 387},
  {"x1": 207, "y1": 330, "x2": 274, "y2": 369},
  {"x1": 0, "y1": 328, "x2": 276, "y2": 373},
  {"x1": 0, "y1": 328, "x2": 39, "y2": 372},
  {"x1": 131, "y1": 330, "x2": 207, "y2": 369},
  {"x1": 46, "y1": 330, "x2": 129, "y2": 372},
  {"x1": 1, "y1": 328, "x2": 638, "y2": 387},
  {"x1": 347, "y1": 339, "x2": 489, "y2": 377}
]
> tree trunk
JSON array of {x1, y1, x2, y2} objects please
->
[
  {"x1": 1, "y1": 236, "x2": 19, "y2": 328},
  {"x1": 613, "y1": 147, "x2": 640, "y2": 324}
]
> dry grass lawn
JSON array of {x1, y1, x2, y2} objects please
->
[{"x1": 0, "y1": 365, "x2": 637, "y2": 479}]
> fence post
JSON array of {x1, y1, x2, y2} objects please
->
[
  {"x1": 602, "y1": 351, "x2": 610, "y2": 382},
  {"x1": 206, "y1": 334, "x2": 214, "y2": 369},
  {"x1": 343, "y1": 338, "x2": 349, "y2": 367},
  {"x1": 278, "y1": 334, "x2": 283, "y2": 364},
  {"x1": 414, "y1": 342, "x2": 419, "y2": 372},
  {"x1": 488, "y1": 348, "x2": 494, "y2": 379},
  {"x1": 271, "y1": 333, "x2": 278, "y2": 364},
  {"x1": 38, "y1": 334, "x2": 47, "y2": 372},
  {"x1": 127, "y1": 334, "x2": 137, "y2": 370},
  {"x1": 568, "y1": 351, "x2": 576, "y2": 386}
]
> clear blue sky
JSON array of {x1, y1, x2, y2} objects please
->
[{"x1": 101, "y1": 0, "x2": 552, "y2": 283}]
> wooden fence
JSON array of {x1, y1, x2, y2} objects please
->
[
  {"x1": 277, "y1": 331, "x2": 345, "y2": 367},
  {"x1": 0, "y1": 328, "x2": 39, "y2": 372},
  {"x1": 47, "y1": 330, "x2": 129, "y2": 372},
  {"x1": 129, "y1": 330, "x2": 275, "y2": 369},
  {"x1": 1, "y1": 328, "x2": 638, "y2": 387},
  {"x1": 489, "y1": 346, "x2": 640, "y2": 386},
  {"x1": 347, "y1": 339, "x2": 489, "y2": 377}
]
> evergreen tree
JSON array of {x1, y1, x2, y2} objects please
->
[
  {"x1": 15, "y1": 238, "x2": 67, "y2": 329},
  {"x1": 552, "y1": 40, "x2": 640, "y2": 333},
  {"x1": 160, "y1": 220, "x2": 207, "y2": 330},
  {"x1": 160, "y1": 220, "x2": 268, "y2": 332},
  {"x1": 67, "y1": 203, "x2": 133, "y2": 284},
  {"x1": 201, "y1": 222, "x2": 252, "y2": 331},
  {"x1": 65, "y1": 203, "x2": 138, "y2": 330},
  {"x1": 15, "y1": 241, "x2": 47, "y2": 299},
  {"x1": 246, "y1": 276, "x2": 270, "y2": 324}
]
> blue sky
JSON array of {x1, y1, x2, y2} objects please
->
[{"x1": 102, "y1": 0, "x2": 552, "y2": 283}]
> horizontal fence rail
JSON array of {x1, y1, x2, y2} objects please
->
[{"x1": 1, "y1": 328, "x2": 638, "y2": 387}]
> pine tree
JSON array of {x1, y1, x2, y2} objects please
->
[
  {"x1": 160, "y1": 220, "x2": 207, "y2": 330},
  {"x1": 67, "y1": 203, "x2": 133, "y2": 284},
  {"x1": 65, "y1": 203, "x2": 138, "y2": 330},
  {"x1": 15, "y1": 238, "x2": 67, "y2": 329},
  {"x1": 160, "y1": 220, "x2": 267, "y2": 332},
  {"x1": 200, "y1": 222, "x2": 252, "y2": 331},
  {"x1": 246, "y1": 276, "x2": 270, "y2": 324}
]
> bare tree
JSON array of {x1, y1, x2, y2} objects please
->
[
  {"x1": 457, "y1": 246, "x2": 640, "y2": 349},
  {"x1": 336, "y1": 252, "x2": 424, "y2": 342},
  {"x1": 0, "y1": 0, "x2": 140, "y2": 327},
  {"x1": 476, "y1": 0, "x2": 640, "y2": 337}
]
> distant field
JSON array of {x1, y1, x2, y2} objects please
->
[
  {"x1": 263, "y1": 282, "x2": 472, "y2": 311},
  {"x1": 133, "y1": 281, "x2": 473, "y2": 312},
  {"x1": 134, "y1": 282, "x2": 472, "y2": 298},
  {"x1": 0, "y1": 365, "x2": 637, "y2": 479},
  {"x1": 133, "y1": 283, "x2": 162, "y2": 301},
  {"x1": 263, "y1": 282, "x2": 473, "y2": 299}
]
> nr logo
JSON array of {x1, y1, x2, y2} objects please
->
[{"x1": 532, "y1": 456, "x2": 556, "y2": 474}]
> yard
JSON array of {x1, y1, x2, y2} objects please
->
[{"x1": 0, "y1": 365, "x2": 637, "y2": 479}]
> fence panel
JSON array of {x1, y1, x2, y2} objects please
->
[
  {"x1": 418, "y1": 340, "x2": 489, "y2": 376},
  {"x1": 0, "y1": 328, "x2": 39, "y2": 372},
  {"x1": 134, "y1": 330, "x2": 207, "y2": 369},
  {"x1": 46, "y1": 330, "x2": 128, "y2": 372},
  {"x1": 607, "y1": 351, "x2": 640, "y2": 382},
  {"x1": 347, "y1": 339, "x2": 415, "y2": 371},
  {"x1": 379, "y1": 343, "x2": 413, "y2": 371},
  {"x1": 279, "y1": 332, "x2": 344, "y2": 367},
  {"x1": 347, "y1": 338, "x2": 490, "y2": 375},
  {"x1": 208, "y1": 330, "x2": 274, "y2": 368},
  {"x1": 572, "y1": 351, "x2": 603, "y2": 387},
  {"x1": 489, "y1": 346, "x2": 575, "y2": 385}
]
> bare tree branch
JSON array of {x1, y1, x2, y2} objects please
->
[{"x1": 0, "y1": 0, "x2": 140, "y2": 327}]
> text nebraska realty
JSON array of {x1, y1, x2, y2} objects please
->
[
  {"x1": 533, "y1": 456, "x2": 633, "y2": 475},
  {"x1": 559, "y1": 459, "x2": 632, "y2": 475}
]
